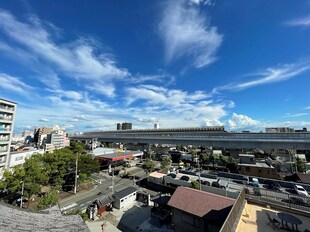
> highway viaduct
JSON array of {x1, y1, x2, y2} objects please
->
[{"x1": 69, "y1": 127, "x2": 310, "y2": 150}]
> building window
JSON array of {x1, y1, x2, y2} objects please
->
[
  {"x1": 15, "y1": 156, "x2": 23, "y2": 161},
  {"x1": 121, "y1": 199, "x2": 124, "y2": 202},
  {"x1": 246, "y1": 167, "x2": 250, "y2": 172},
  {"x1": 266, "y1": 170, "x2": 270, "y2": 174},
  {"x1": 258, "y1": 169, "x2": 262, "y2": 174}
]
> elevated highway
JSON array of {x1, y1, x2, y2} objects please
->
[{"x1": 69, "y1": 127, "x2": 310, "y2": 150}]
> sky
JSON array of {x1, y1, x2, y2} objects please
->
[{"x1": 0, "y1": 0, "x2": 310, "y2": 133}]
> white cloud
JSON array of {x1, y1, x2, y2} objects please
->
[
  {"x1": 126, "y1": 85, "x2": 227, "y2": 126},
  {"x1": 285, "y1": 15, "x2": 310, "y2": 26},
  {"x1": 39, "y1": 118, "x2": 50, "y2": 122},
  {"x1": 283, "y1": 113, "x2": 308, "y2": 118},
  {"x1": 159, "y1": 0, "x2": 223, "y2": 68},
  {"x1": 188, "y1": 0, "x2": 215, "y2": 6},
  {"x1": 47, "y1": 89, "x2": 83, "y2": 100},
  {"x1": 0, "y1": 73, "x2": 33, "y2": 94},
  {"x1": 305, "y1": 106, "x2": 310, "y2": 110},
  {"x1": 214, "y1": 62, "x2": 310, "y2": 92},
  {"x1": 227, "y1": 113, "x2": 260, "y2": 130},
  {"x1": 0, "y1": 10, "x2": 129, "y2": 97},
  {"x1": 203, "y1": 119, "x2": 223, "y2": 126}
]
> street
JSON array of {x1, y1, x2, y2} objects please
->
[{"x1": 59, "y1": 167, "x2": 146, "y2": 213}]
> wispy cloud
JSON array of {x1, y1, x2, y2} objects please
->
[
  {"x1": 214, "y1": 62, "x2": 310, "y2": 92},
  {"x1": 0, "y1": 73, "x2": 33, "y2": 94},
  {"x1": 159, "y1": 0, "x2": 222, "y2": 68},
  {"x1": 126, "y1": 84, "x2": 226, "y2": 125},
  {"x1": 285, "y1": 15, "x2": 310, "y2": 27},
  {"x1": 188, "y1": 0, "x2": 215, "y2": 6},
  {"x1": 0, "y1": 9, "x2": 129, "y2": 97},
  {"x1": 39, "y1": 118, "x2": 49, "y2": 122},
  {"x1": 283, "y1": 113, "x2": 309, "y2": 118}
]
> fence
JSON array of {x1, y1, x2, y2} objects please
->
[
  {"x1": 246, "y1": 187, "x2": 310, "y2": 213},
  {"x1": 220, "y1": 188, "x2": 246, "y2": 232}
]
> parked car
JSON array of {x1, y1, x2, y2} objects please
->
[
  {"x1": 294, "y1": 185, "x2": 309, "y2": 197},
  {"x1": 289, "y1": 196, "x2": 310, "y2": 206},
  {"x1": 253, "y1": 187, "x2": 261, "y2": 196},
  {"x1": 180, "y1": 175, "x2": 190, "y2": 181},
  {"x1": 167, "y1": 173, "x2": 177, "y2": 178},
  {"x1": 250, "y1": 178, "x2": 260, "y2": 187},
  {"x1": 271, "y1": 183, "x2": 283, "y2": 192}
]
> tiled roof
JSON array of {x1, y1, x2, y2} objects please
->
[
  {"x1": 0, "y1": 202, "x2": 89, "y2": 231},
  {"x1": 168, "y1": 187, "x2": 235, "y2": 218},
  {"x1": 296, "y1": 173, "x2": 310, "y2": 184}
]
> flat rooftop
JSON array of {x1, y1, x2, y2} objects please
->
[
  {"x1": 236, "y1": 202, "x2": 310, "y2": 232},
  {"x1": 238, "y1": 163, "x2": 273, "y2": 168},
  {"x1": 96, "y1": 150, "x2": 143, "y2": 161}
]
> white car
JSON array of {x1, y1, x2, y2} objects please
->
[{"x1": 294, "y1": 185, "x2": 309, "y2": 197}]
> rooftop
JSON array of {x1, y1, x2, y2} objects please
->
[
  {"x1": 149, "y1": 171, "x2": 167, "y2": 178},
  {"x1": 113, "y1": 186, "x2": 137, "y2": 199},
  {"x1": 238, "y1": 162, "x2": 274, "y2": 168},
  {"x1": 236, "y1": 202, "x2": 310, "y2": 232},
  {"x1": 0, "y1": 202, "x2": 89, "y2": 231},
  {"x1": 167, "y1": 187, "x2": 235, "y2": 218}
]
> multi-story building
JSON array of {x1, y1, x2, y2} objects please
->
[
  {"x1": 265, "y1": 127, "x2": 295, "y2": 133},
  {"x1": 121, "y1": 122, "x2": 132, "y2": 130},
  {"x1": 0, "y1": 98, "x2": 17, "y2": 177},
  {"x1": 116, "y1": 123, "x2": 122, "y2": 130},
  {"x1": 34, "y1": 127, "x2": 52, "y2": 147},
  {"x1": 45, "y1": 125, "x2": 70, "y2": 152}
]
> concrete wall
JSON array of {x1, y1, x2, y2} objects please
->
[
  {"x1": 9, "y1": 149, "x2": 44, "y2": 168},
  {"x1": 113, "y1": 191, "x2": 137, "y2": 209}
]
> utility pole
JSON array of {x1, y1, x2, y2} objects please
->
[
  {"x1": 74, "y1": 153, "x2": 79, "y2": 194},
  {"x1": 111, "y1": 167, "x2": 115, "y2": 194},
  {"x1": 20, "y1": 181, "x2": 24, "y2": 208}
]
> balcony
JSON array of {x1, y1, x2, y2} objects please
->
[
  {"x1": 0, "y1": 114, "x2": 13, "y2": 122},
  {"x1": 0, "y1": 104, "x2": 14, "y2": 112}
]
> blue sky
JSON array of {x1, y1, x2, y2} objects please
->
[{"x1": 0, "y1": 0, "x2": 310, "y2": 133}]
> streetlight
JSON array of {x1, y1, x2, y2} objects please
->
[{"x1": 20, "y1": 181, "x2": 24, "y2": 208}]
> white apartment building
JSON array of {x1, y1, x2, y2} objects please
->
[
  {"x1": 44, "y1": 125, "x2": 70, "y2": 152},
  {"x1": 0, "y1": 98, "x2": 17, "y2": 178},
  {"x1": 9, "y1": 148, "x2": 44, "y2": 168}
]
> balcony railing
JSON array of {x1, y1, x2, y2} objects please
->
[
  {"x1": 0, "y1": 115, "x2": 13, "y2": 121},
  {"x1": 0, "y1": 104, "x2": 14, "y2": 111}
]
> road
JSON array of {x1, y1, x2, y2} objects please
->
[{"x1": 59, "y1": 167, "x2": 146, "y2": 213}]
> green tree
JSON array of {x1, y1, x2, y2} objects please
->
[
  {"x1": 225, "y1": 156, "x2": 237, "y2": 173},
  {"x1": 200, "y1": 153, "x2": 207, "y2": 164},
  {"x1": 209, "y1": 154, "x2": 216, "y2": 168},
  {"x1": 70, "y1": 142, "x2": 84, "y2": 154},
  {"x1": 43, "y1": 148, "x2": 75, "y2": 189},
  {"x1": 36, "y1": 191, "x2": 59, "y2": 210},
  {"x1": 296, "y1": 157, "x2": 307, "y2": 173},
  {"x1": 77, "y1": 153, "x2": 100, "y2": 183},
  {"x1": 0, "y1": 165, "x2": 25, "y2": 193},
  {"x1": 161, "y1": 156, "x2": 171, "y2": 170},
  {"x1": 143, "y1": 158, "x2": 155, "y2": 174},
  {"x1": 191, "y1": 180, "x2": 200, "y2": 190}
]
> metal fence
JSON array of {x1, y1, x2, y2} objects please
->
[
  {"x1": 220, "y1": 188, "x2": 246, "y2": 232},
  {"x1": 245, "y1": 187, "x2": 310, "y2": 213}
]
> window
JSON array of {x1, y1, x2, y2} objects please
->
[
  {"x1": 266, "y1": 170, "x2": 270, "y2": 174},
  {"x1": 258, "y1": 169, "x2": 262, "y2": 174},
  {"x1": 133, "y1": 193, "x2": 136, "y2": 196},
  {"x1": 15, "y1": 156, "x2": 23, "y2": 161},
  {"x1": 121, "y1": 199, "x2": 124, "y2": 202},
  {"x1": 246, "y1": 167, "x2": 250, "y2": 172}
]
